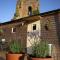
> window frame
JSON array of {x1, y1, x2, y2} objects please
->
[
  {"x1": 33, "y1": 24, "x2": 36, "y2": 31},
  {"x1": 11, "y1": 27, "x2": 16, "y2": 33},
  {"x1": 28, "y1": 6, "x2": 32, "y2": 16}
]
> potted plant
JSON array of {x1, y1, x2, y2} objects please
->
[
  {"x1": 31, "y1": 41, "x2": 53, "y2": 60},
  {"x1": 6, "y1": 40, "x2": 24, "y2": 60}
]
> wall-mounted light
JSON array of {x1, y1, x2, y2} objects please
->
[
  {"x1": 1, "y1": 39, "x2": 5, "y2": 43},
  {"x1": 48, "y1": 44, "x2": 52, "y2": 56}
]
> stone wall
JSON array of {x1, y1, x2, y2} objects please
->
[
  {"x1": 41, "y1": 13, "x2": 60, "y2": 60},
  {"x1": 14, "y1": 0, "x2": 39, "y2": 19},
  {"x1": 54, "y1": 13, "x2": 60, "y2": 60},
  {"x1": 0, "y1": 21, "x2": 27, "y2": 52},
  {"x1": 0, "y1": 13, "x2": 60, "y2": 60}
]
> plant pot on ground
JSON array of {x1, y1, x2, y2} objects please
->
[
  {"x1": 6, "y1": 40, "x2": 24, "y2": 60},
  {"x1": 31, "y1": 41, "x2": 53, "y2": 60}
]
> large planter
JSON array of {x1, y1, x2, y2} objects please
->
[
  {"x1": 6, "y1": 54, "x2": 23, "y2": 60},
  {"x1": 32, "y1": 58, "x2": 53, "y2": 60}
]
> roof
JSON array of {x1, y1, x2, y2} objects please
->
[
  {"x1": 40, "y1": 9, "x2": 60, "y2": 16},
  {"x1": 0, "y1": 15, "x2": 40, "y2": 26},
  {"x1": 0, "y1": 9, "x2": 60, "y2": 26}
]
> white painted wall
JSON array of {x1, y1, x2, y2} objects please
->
[{"x1": 27, "y1": 20, "x2": 41, "y2": 54}]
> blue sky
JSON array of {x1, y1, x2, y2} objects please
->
[{"x1": 0, "y1": 0, "x2": 60, "y2": 23}]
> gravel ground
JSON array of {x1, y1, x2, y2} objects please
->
[{"x1": 0, "y1": 57, "x2": 5, "y2": 60}]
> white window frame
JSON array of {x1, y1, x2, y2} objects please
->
[
  {"x1": 11, "y1": 28, "x2": 16, "y2": 33},
  {"x1": 33, "y1": 24, "x2": 36, "y2": 31}
]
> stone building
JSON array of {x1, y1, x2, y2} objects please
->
[
  {"x1": 0, "y1": 0, "x2": 60, "y2": 60},
  {"x1": 14, "y1": 0, "x2": 39, "y2": 19}
]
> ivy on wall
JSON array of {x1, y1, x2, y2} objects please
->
[
  {"x1": 0, "y1": 29, "x2": 4, "y2": 35},
  {"x1": 13, "y1": 4, "x2": 20, "y2": 19},
  {"x1": 0, "y1": 29, "x2": 3, "y2": 33},
  {"x1": 33, "y1": 8, "x2": 40, "y2": 15}
]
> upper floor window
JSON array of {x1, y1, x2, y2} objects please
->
[
  {"x1": 33, "y1": 24, "x2": 36, "y2": 30},
  {"x1": 28, "y1": 6, "x2": 32, "y2": 16},
  {"x1": 12, "y1": 28, "x2": 16, "y2": 33},
  {"x1": 45, "y1": 24, "x2": 49, "y2": 31}
]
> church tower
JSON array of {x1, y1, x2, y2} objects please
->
[{"x1": 14, "y1": 0, "x2": 40, "y2": 19}]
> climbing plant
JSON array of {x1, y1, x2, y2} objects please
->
[
  {"x1": 33, "y1": 8, "x2": 40, "y2": 15},
  {"x1": 0, "y1": 29, "x2": 3, "y2": 33}
]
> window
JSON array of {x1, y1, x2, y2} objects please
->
[
  {"x1": 33, "y1": 24, "x2": 36, "y2": 30},
  {"x1": 28, "y1": 6, "x2": 32, "y2": 16},
  {"x1": 12, "y1": 28, "x2": 16, "y2": 33},
  {"x1": 45, "y1": 24, "x2": 49, "y2": 31}
]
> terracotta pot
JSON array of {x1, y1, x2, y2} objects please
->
[
  {"x1": 32, "y1": 58, "x2": 53, "y2": 60},
  {"x1": 6, "y1": 54, "x2": 23, "y2": 60}
]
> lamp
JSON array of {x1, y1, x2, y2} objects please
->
[
  {"x1": 1, "y1": 39, "x2": 5, "y2": 43},
  {"x1": 48, "y1": 44, "x2": 52, "y2": 56}
]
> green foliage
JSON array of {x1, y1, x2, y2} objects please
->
[
  {"x1": 14, "y1": 7, "x2": 20, "y2": 19},
  {"x1": 0, "y1": 29, "x2": 3, "y2": 33},
  {"x1": 9, "y1": 40, "x2": 22, "y2": 53},
  {"x1": 32, "y1": 41, "x2": 49, "y2": 58},
  {"x1": 33, "y1": 8, "x2": 40, "y2": 15},
  {"x1": 14, "y1": 13, "x2": 18, "y2": 17}
]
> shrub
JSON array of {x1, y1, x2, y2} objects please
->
[
  {"x1": 9, "y1": 40, "x2": 22, "y2": 53},
  {"x1": 32, "y1": 41, "x2": 49, "y2": 58},
  {"x1": 33, "y1": 8, "x2": 40, "y2": 15}
]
